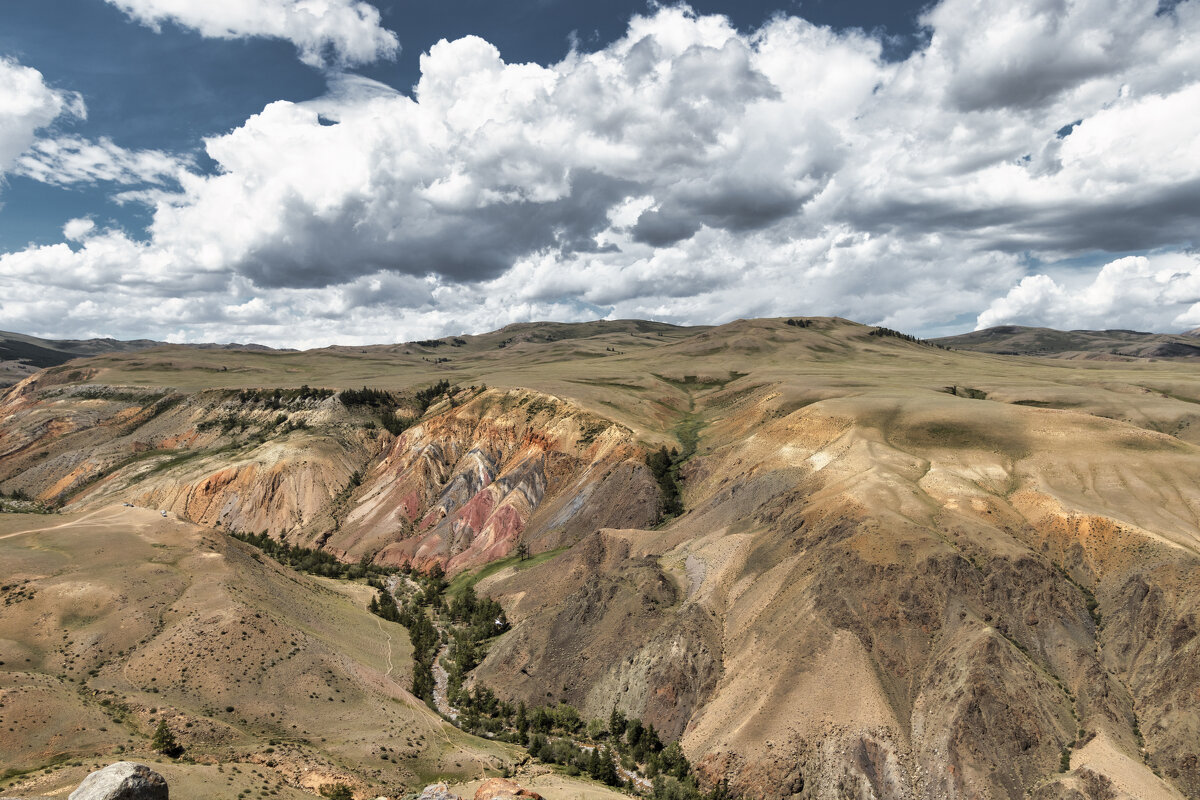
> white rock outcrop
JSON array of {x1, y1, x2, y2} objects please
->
[{"x1": 68, "y1": 763, "x2": 168, "y2": 800}]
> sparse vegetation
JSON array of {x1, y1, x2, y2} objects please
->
[
  {"x1": 1055, "y1": 566, "x2": 1103, "y2": 629},
  {"x1": 368, "y1": 566, "x2": 444, "y2": 701},
  {"x1": 236, "y1": 386, "x2": 334, "y2": 407},
  {"x1": 386, "y1": 569, "x2": 724, "y2": 799},
  {"x1": 578, "y1": 416, "x2": 611, "y2": 445},
  {"x1": 645, "y1": 416, "x2": 701, "y2": 524},
  {"x1": 869, "y1": 326, "x2": 948, "y2": 349},
  {"x1": 339, "y1": 386, "x2": 396, "y2": 407},
  {"x1": 646, "y1": 446, "x2": 684, "y2": 520},
  {"x1": 231, "y1": 531, "x2": 395, "y2": 581},
  {"x1": 338, "y1": 385, "x2": 430, "y2": 435},
  {"x1": 72, "y1": 386, "x2": 160, "y2": 403},
  {"x1": 380, "y1": 409, "x2": 415, "y2": 436},
  {"x1": 8, "y1": 317, "x2": 1200, "y2": 800},
  {"x1": 0, "y1": 488, "x2": 50, "y2": 514},
  {"x1": 453, "y1": 684, "x2": 718, "y2": 798},
  {"x1": 942, "y1": 385, "x2": 988, "y2": 400},
  {"x1": 319, "y1": 783, "x2": 353, "y2": 800},
  {"x1": 416, "y1": 380, "x2": 453, "y2": 411}
]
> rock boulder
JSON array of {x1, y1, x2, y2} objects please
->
[
  {"x1": 68, "y1": 763, "x2": 168, "y2": 800},
  {"x1": 416, "y1": 783, "x2": 461, "y2": 800},
  {"x1": 473, "y1": 778, "x2": 543, "y2": 800}
]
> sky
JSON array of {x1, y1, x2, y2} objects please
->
[{"x1": 0, "y1": 0, "x2": 1198, "y2": 347}]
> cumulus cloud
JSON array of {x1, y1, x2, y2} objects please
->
[
  {"x1": 977, "y1": 253, "x2": 1200, "y2": 332},
  {"x1": 0, "y1": 57, "x2": 84, "y2": 173},
  {"x1": 920, "y1": 0, "x2": 1169, "y2": 111},
  {"x1": 62, "y1": 218, "x2": 96, "y2": 241},
  {"x1": 104, "y1": 0, "x2": 399, "y2": 67},
  {"x1": 2, "y1": 0, "x2": 1200, "y2": 345},
  {"x1": 89, "y1": 12, "x2": 883, "y2": 293}
]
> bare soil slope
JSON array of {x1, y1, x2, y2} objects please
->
[{"x1": 0, "y1": 507, "x2": 513, "y2": 799}]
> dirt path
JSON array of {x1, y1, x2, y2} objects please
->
[
  {"x1": 0, "y1": 506, "x2": 125, "y2": 540},
  {"x1": 376, "y1": 617, "x2": 394, "y2": 678}
]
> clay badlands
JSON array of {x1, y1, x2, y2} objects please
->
[{"x1": 2, "y1": 318, "x2": 1198, "y2": 800}]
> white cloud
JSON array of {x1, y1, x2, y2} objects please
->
[
  {"x1": 919, "y1": 0, "x2": 1170, "y2": 111},
  {"x1": 62, "y1": 218, "x2": 97, "y2": 241},
  {"x1": 15, "y1": 135, "x2": 190, "y2": 187},
  {"x1": 0, "y1": 58, "x2": 177, "y2": 198},
  {"x1": 122, "y1": 11, "x2": 883, "y2": 292},
  {"x1": 0, "y1": 57, "x2": 84, "y2": 173},
  {"x1": 977, "y1": 253, "x2": 1200, "y2": 332},
  {"x1": 104, "y1": 0, "x2": 399, "y2": 68},
  {"x1": 2, "y1": 1, "x2": 1200, "y2": 345}
]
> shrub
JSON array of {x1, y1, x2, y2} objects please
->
[{"x1": 319, "y1": 784, "x2": 353, "y2": 800}]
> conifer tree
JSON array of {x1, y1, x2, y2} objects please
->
[
  {"x1": 152, "y1": 719, "x2": 181, "y2": 757},
  {"x1": 609, "y1": 706, "x2": 626, "y2": 738}
]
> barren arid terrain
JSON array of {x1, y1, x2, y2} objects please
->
[
  {"x1": 0, "y1": 506, "x2": 514, "y2": 799},
  {"x1": 2, "y1": 317, "x2": 1199, "y2": 800}
]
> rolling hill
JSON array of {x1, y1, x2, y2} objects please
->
[
  {"x1": 933, "y1": 325, "x2": 1200, "y2": 360},
  {"x1": 0, "y1": 331, "x2": 298, "y2": 388},
  {"x1": 0, "y1": 331, "x2": 164, "y2": 387},
  {"x1": 0, "y1": 506, "x2": 515, "y2": 799}
]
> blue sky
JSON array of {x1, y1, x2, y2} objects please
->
[{"x1": 0, "y1": 0, "x2": 1197, "y2": 345}]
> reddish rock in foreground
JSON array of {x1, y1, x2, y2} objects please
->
[{"x1": 473, "y1": 778, "x2": 544, "y2": 800}]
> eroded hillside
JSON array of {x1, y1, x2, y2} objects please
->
[
  {"x1": 3, "y1": 318, "x2": 1200, "y2": 800},
  {"x1": 0, "y1": 506, "x2": 513, "y2": 799},
  {"x1": 0, "y1": 378, "x2": 659, "y2": 574}
]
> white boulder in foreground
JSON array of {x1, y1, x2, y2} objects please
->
[{"x1": 67, "y1": 763, "x2": 168, "y2": 800}]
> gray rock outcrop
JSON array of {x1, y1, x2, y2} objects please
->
[
  {"x1": 68, "y1": 763, "x2": 168, "y2": 800},
  {"x1": 416, "y1": 783, "x2": 461, "y2": 800}
]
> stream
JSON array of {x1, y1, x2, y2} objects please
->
[{"x1": 390, "y1": 574, "x2": 459, "y2": 720}]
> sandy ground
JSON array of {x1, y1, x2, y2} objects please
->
[
  {"x1": 1072, "y1": 732, "x2": 1186, "y2": 800},
  {"x1": 448, "y1": 768, "x2": 630, "y2": 800}
]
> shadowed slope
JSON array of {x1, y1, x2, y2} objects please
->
[{"x1": 935, "y1": 325, "x2": 1200, "y2": 360}]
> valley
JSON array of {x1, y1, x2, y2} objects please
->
[{"x1": 2, "y1": 317, "x2": 1199, "y2": 800}]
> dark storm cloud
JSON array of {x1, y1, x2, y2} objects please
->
[
  {"x1": 239, "y1": 171, "x2": 635, "y2": 288},
  {"x1": 631, "y1": 183, "x2": 809, "y2": 246}
]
